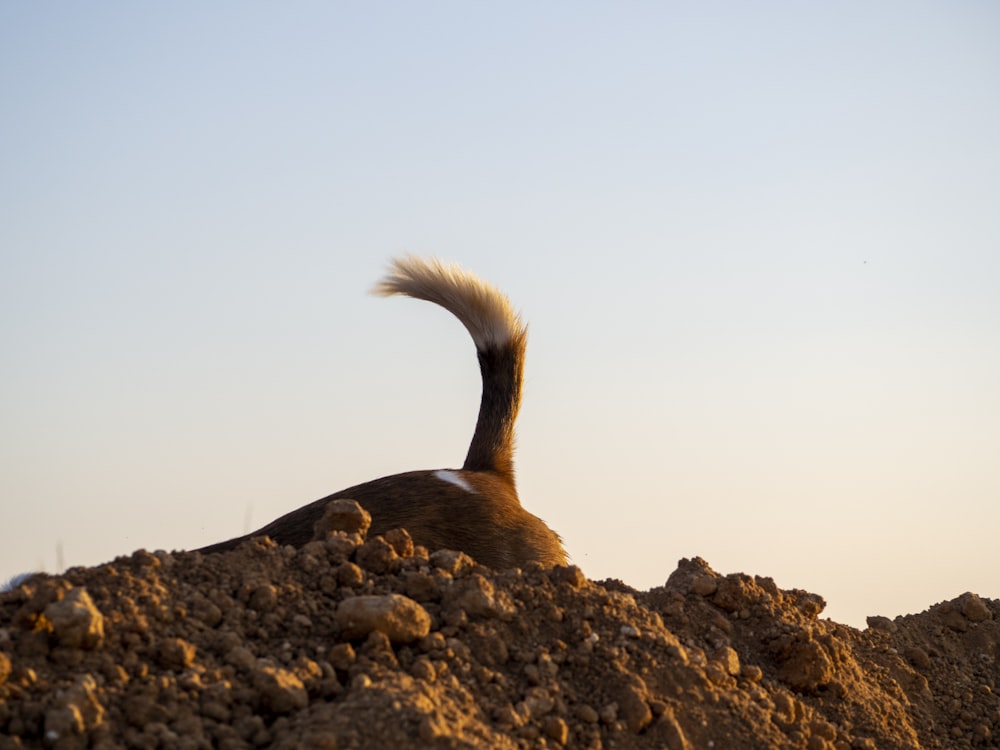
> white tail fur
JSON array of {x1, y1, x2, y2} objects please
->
[{"x1": 372, "y1": 256, "x2": 525, "y2": 351}]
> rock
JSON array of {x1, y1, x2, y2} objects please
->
[
  {"x1": 445, "y1": 574, "x2": 501, "y2": 618},
  {"x1": 903, "y1": 646, "x2": 931, "y2": 670},
  {"x1": 313, "y1": 499, "x2": 372, "y2": 539},
  {"x1": 44, "y1": 588, "x2": 104, "y2": 649},
  {"x1": 616, "y1": 678, "x2": 653, "y2": 733},
  {"x1": 44, "y1": 674, "x2": 104, "y2": 747},
  {"x1": 335, "y1": 595, "x2": 431, "y2": 643},
  {"x1": 248, "y1": 584, "x2": 278, "y2": 612},
  {"x1": 960, "y1": 593, "x2": 991, "y2": 623},
  {"x1": 429, "y1": 549, "x2": 476, "y2": 575},
  {"x1": 384, "y1": 528, "x2": 415, "y2": 557},
  {"x1": 543, "y1": 715, "x2": 569, "y2": 744},
  {"x1": 355, "y1": 537, "x2": 399, "y2": 575},
  {"x1": 716, "y1": 646, "x2": 741, "y2": 676},
  {"x1": 156, "y1": 637, "x2": 196, "y2": 670},
  {"x1": 691, "y1": 574, "x2": 718, "y2": 597},
  {"x1": 252, "y1": 660, "x2": 309, "y2": 714},
  {"x1": 865, "y1": 615, "x2": 897, "y2": 633},
  {"x1": 777, "y1": 638, "x2": 834, "y2": 692}
]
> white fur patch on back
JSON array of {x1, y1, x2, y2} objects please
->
[
  {"x1": 434, "y1": 469, "x2": 477, "y2": 494},
  {"x1": 372, "y1": 256, "x2": 525, "y2": 351}
]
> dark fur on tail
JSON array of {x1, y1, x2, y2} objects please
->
[{"x1": 198, "y1": 256, "x2": 565, "y2": 569}]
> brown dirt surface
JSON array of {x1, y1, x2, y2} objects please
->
[{"x1": 1, "y1": 502, "x2": 997, "y2": 750}]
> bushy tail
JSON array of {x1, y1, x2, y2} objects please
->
[{"x1": 372, "y1": 256, "x2": 527, "y2": 484}]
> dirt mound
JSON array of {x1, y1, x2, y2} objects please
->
[{"x1": 1, "y1": 503, "x2": 997, "y2": 749}]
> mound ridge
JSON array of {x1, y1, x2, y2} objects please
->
[{"x1": 1, "y1": 501, "x2": 997, "y2": 749}]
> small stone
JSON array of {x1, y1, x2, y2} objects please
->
[
  {"x1": 446, "y1": 574, "x2": 499, "y2": 618},
  {"x1": 903, "y1": 646, "x2": 931, "y2": 670},
  {"x1": 44, "y1": 588, "x2": 104, "y2": 649},
  {"x1": 522, "y1": 687, "x2": 555, "y2": 717},
  {"x1": 960, "y1": 593, "x2": 991, "y2": 623},
  {"x1": 335, "y1": 594, "x2": 431, "y2": 643},
  {"x1": 543, "y1": 716, "x2": 569, "y2": 745},
  {"x1": 411, "y1": 657, "x2": 436, "y2": 682},
  {"x1": 352, "y1": 673, "x2": 373, "y2": 690},
  {"x1": 617, "y1": 683, "x2": 652, "y2": 732},
  {"x1": 599, "y1": 702, "x2": 618, "y2": 725},
  {"x1": 313, "y1": 499, "x2": 372, "y2": 539},
  {"x1": 329, "y1": 643, "x2": 356, "y2": 670},
  {"x1": 419, "y1": 713, "x2": 447, "y2": 742},
  {"x1": 324, "y1": 532, "x2": 359, "y2": 562},
  {"x1": 157, "y1": 637, "x2": 196, "y2": 670},
  {"x1": 778, "y1": 639, "x2": 833, "y2": 692},
  {"x1": 191, "y1": 595, "x2": 223, "y2": 627},
  {"x1": 252, "y1": 660, "x2": 308, "y2": 714},
  {"x1": 705, "y1": 663, "x2": 729, "y2": 685},
  {"x1": 0, "y1": 651, "x2": 11, "y2": 686},
  {"x1": 809, "y1": 720, "x2": 838, "y2": 741},
  {"x1": 297, "y1": 550, "x2": 322, "y2": 573},
  {"x1": 248, "y1": 585, "x2": 278, "y2": 612},
  {"x1": 716, "y1": 646, "x2": 741, "y2": 676},
  {"x1": 865, "y1": 616, "x2": 897, "y2": 633},
  {"x1": 429, "y1": 549, "x2": 476, "y2": 575},
  {"x1": 337, "y1": 562, "x2": 365, "y2": 587},
  {"x1": 552, "y1": 565, "x2": 587, "y2": 589},
  {"x1": 226, "y1": 645, "x2": 257, "y2": 672},
  {"x1": 44, "y1": 674, "x2": 105, "y2": 744},
  {"x1": 356, "y1": 537, "x2": 399, "y2": 575},
  {"x1": 691, "y1": 574, "x2": 718, "y2": 596},
  {"x1": 403, "y1": 571, "x2": 439, "y2": 602},
  {"x1": 384, "y1": 528, "x2": 415, "y2": 557},
  {"x1": 123, "y1": 693, "x2": 170, "y2": 728},
  {"x1": 493, "y1": 703, "x2": 522, "y2": 728},
  {"x1": 517, "y1": 724, "x2": 541, "y2": 740}
]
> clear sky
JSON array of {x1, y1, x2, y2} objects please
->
[{"x1": 2, "y1": 2, "x2": 998, "y2": 628}]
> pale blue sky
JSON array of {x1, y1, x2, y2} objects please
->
[{"x1": 2, "y1": 2, "x2": 998, "y2": 627}]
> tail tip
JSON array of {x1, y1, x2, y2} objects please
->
[{"x1": 372, "y1": 255, "x2": 525, "y2": 351}]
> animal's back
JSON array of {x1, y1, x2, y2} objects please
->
[{"x1": 198, "y1": 256, "x2": 565, "y2": 569}]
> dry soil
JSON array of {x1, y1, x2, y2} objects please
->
[{"x1": 1, "y1": 501, "x2": 997, "y2": 749}]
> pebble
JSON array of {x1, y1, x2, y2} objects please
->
[
  {"x1": 429, "y1": 549, "x2": 476, "y2": 575},
  {"x1": 446, "y1": 573, "x2": 500, "y2": 618},
  {"x1": 903, "y1": 646, "x2": 931, "y2": 670},
  {"x1": 328, "y1": 643, "x2": 356, "y2": 670},
  {"x1": 44, "y1": 588, "x2": 104, "y2": 650},
  {"x1": 543, "y1": 715, "x2": 569, "y2": 745},
  {"x1": 691, "y1": 575, "x2": 719, "y2": 596},
  {"x1": 716, "y1": 646, "x2": 741, "y2": 676},
  {"x1": 44, "y1": 673, "x2": 104, "y2": 744},
  {"x1": 313, "y1": 499, "x2": 372, "y2": 538},
  {"x1": 384, "y1": 528, "x2": 415, "y2": 557},
  {"x1": 0, "y1": 651, "x2": 10, "y2": 686},
  {"x1": 960, "y1": 593, "x2": 991, "y2": 623},
  {"x1": 252, "y1": 660, "x2": 308, "y2": 714},
  {"x1": 248, "y1": 584, "x2": 278, "y2": 612},
  {"x1": 356, "y1": 537, "x2": 400, "y2": 575},
  {"x1": 156, "y1": 637, "x2": 196, "y2": 670},
  {"x1": 335, "y1": 594, "x2": 431, "y2": 643}
]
